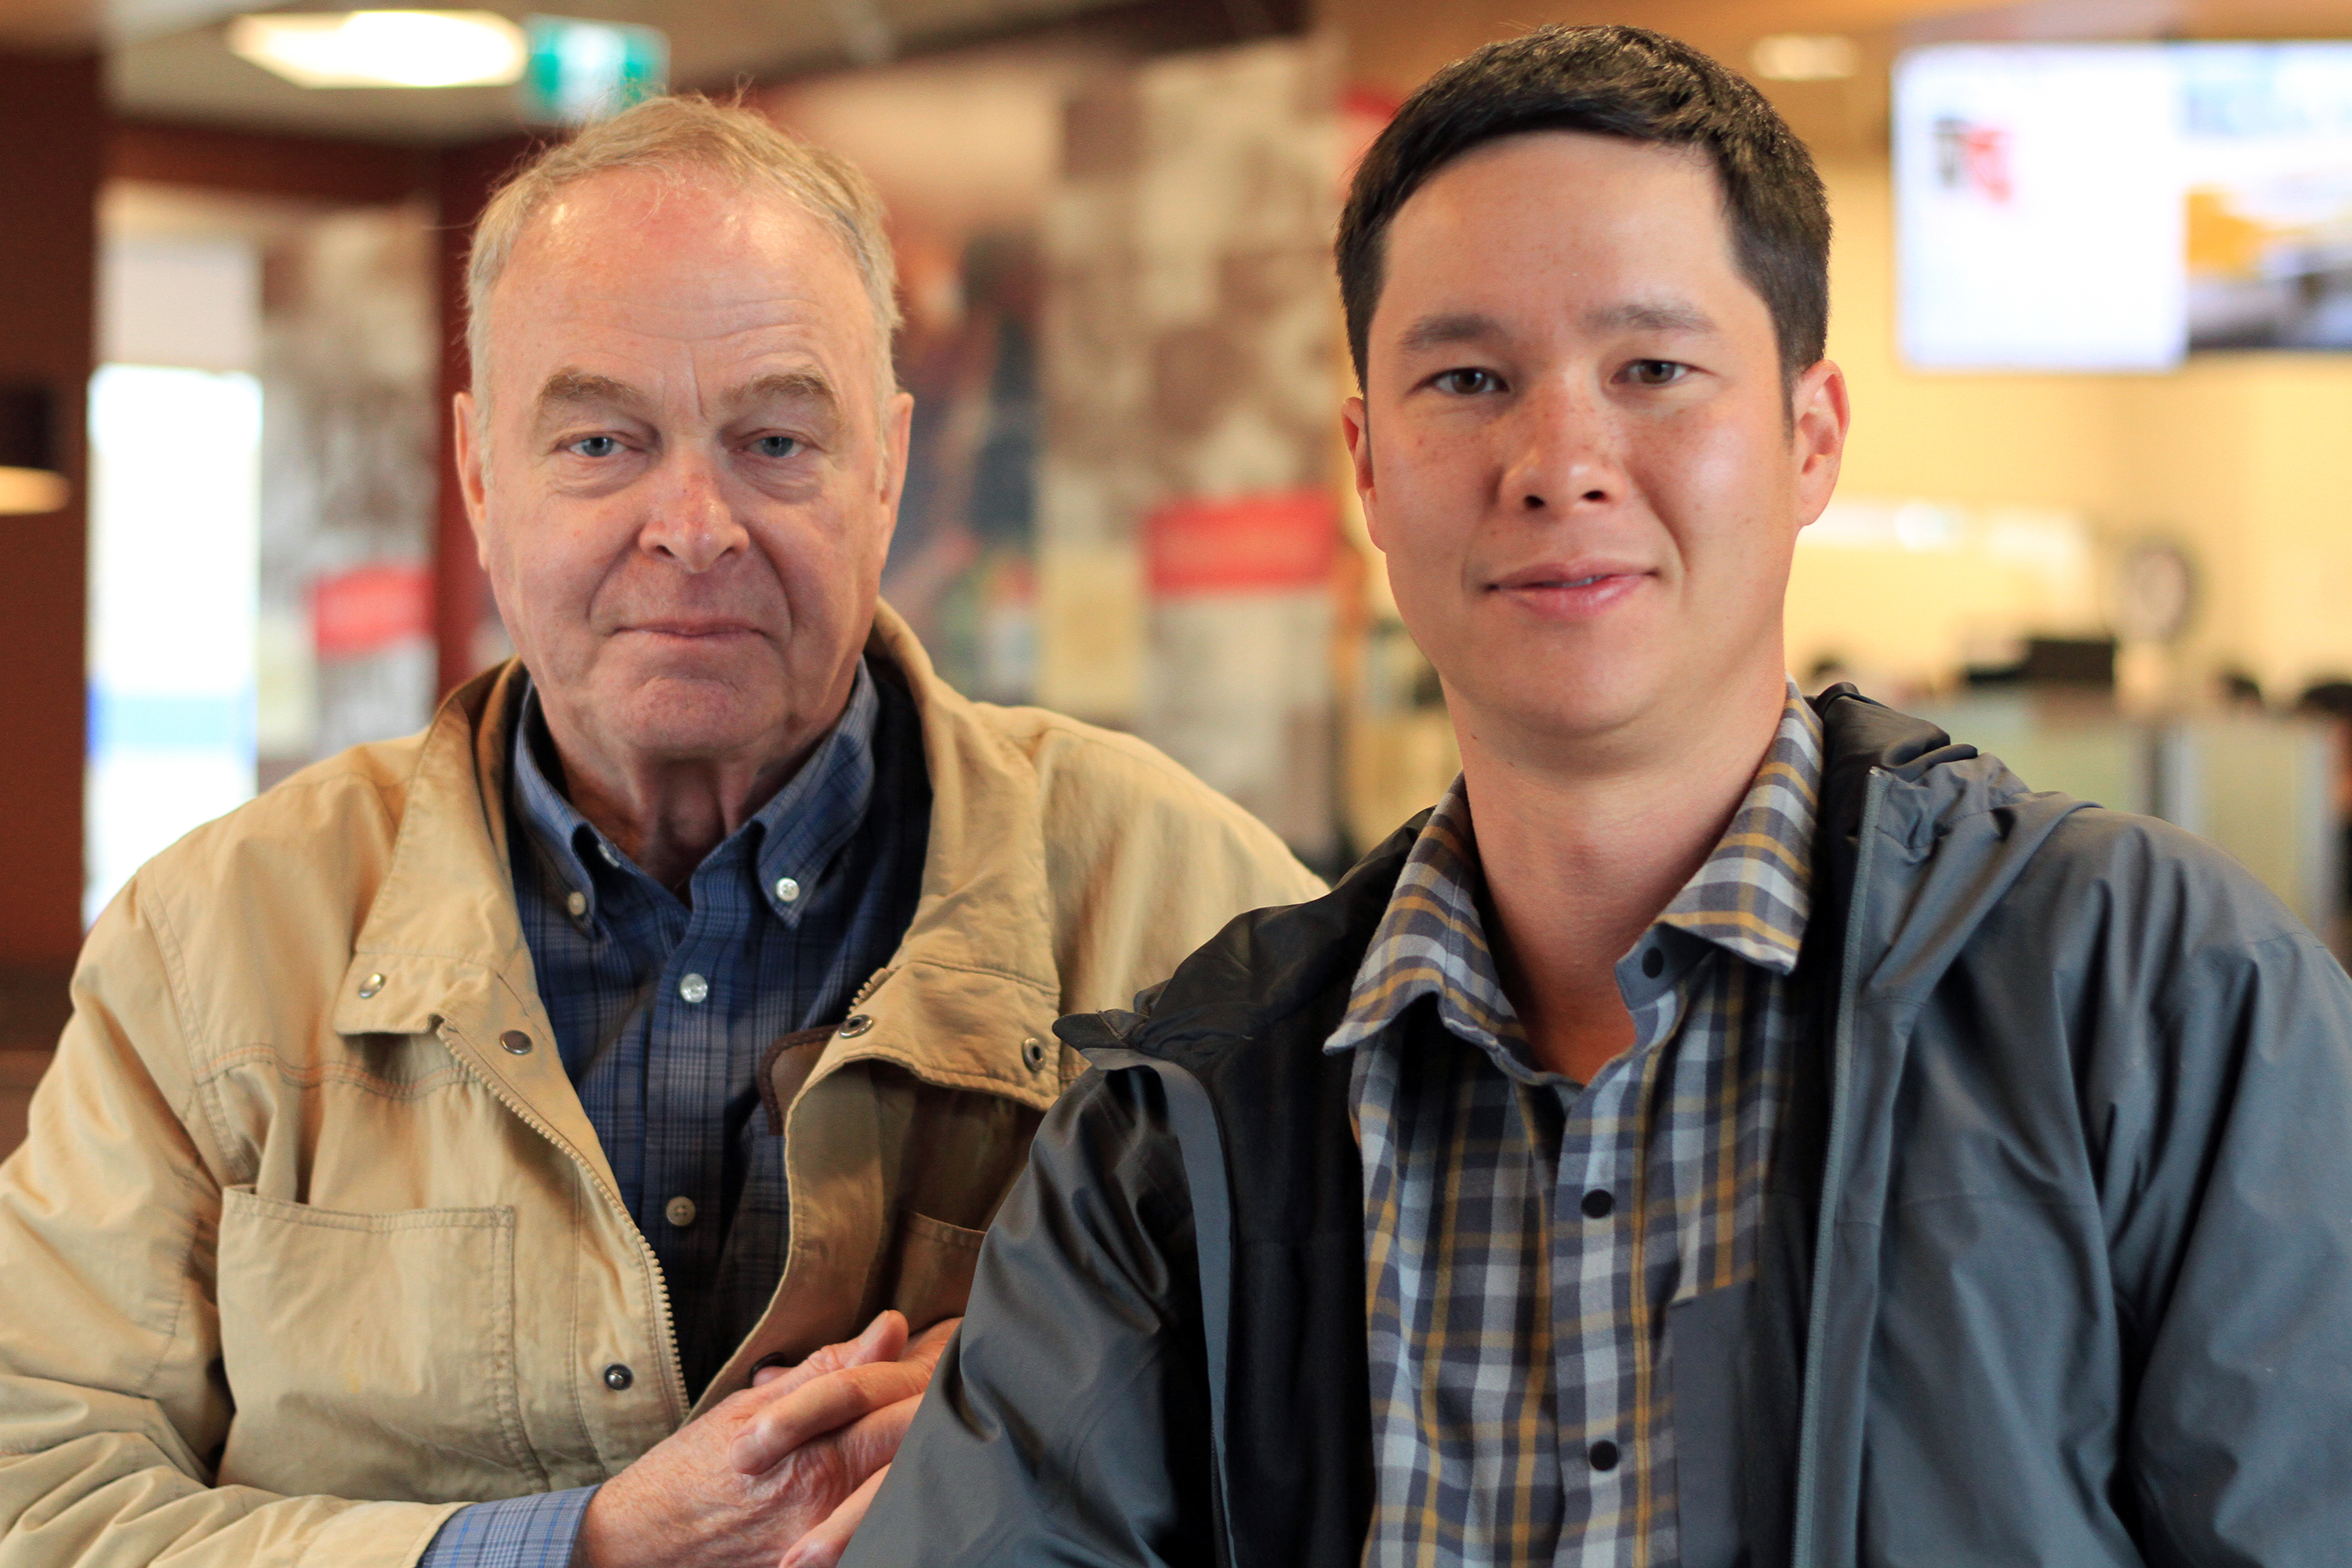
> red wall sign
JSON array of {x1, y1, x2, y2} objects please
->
[
  {"x1": 312, "y1": 561, "x2": 433, "y2": 659},
  {"x1": 1144, "y1": 488, "x2": 1338, "y2": 597}
]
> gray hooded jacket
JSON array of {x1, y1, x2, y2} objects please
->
[{"x1": 845, "y1": 691, "x2": 2352, "y2": 1567}]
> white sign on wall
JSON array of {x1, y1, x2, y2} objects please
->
[{"x1": 1896, "y1": 45, "x2": 2186, "y2": 371}]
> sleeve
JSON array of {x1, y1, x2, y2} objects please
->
[
  {"x1": 839, "y1": 1068, "x2": 1219, "y2": 1568},
  {"x1": 416, "y1": 1488, "x2": 596, "y2": 1568},
  {"x1": 0, "y1": 877, "x2": 463, "y2": 1568},
  {"x1": 2113, "y1": 921, "x2": 2352, "y2": 1565}
]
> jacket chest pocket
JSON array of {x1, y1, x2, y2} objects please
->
[
  {"x1": 214, "y1": 1189, "x2": 546, "y2": 1503},
  {"x1": 869, "y1": 1207, "x2": 987, "y2": 1337}
]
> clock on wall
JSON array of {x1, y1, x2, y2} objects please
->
[{"x1": 2113, "y1": 539, "x2": 2197, "y2": 646}]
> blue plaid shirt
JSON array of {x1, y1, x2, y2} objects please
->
[
  {"x1": 419, "y1": 655, "x2": 930, "y2": 1567},
  {"x1": 1331, "y1": 684, "x2": 1820, "y2": 1566}
]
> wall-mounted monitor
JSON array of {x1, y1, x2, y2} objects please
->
[{"x1": 1896, "y1": 42, "x2": 2352, "y2": 370}]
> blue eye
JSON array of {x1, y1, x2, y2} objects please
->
[
  {"x1": 1434, "y1": 368, "x2": 1501, "y2": 395},
  {"x1": 753, "y1": 435, "x2": 801, "y2": 459},
  {"x1": 569, "y1": 435, "x2": 620, "y2": 458}
]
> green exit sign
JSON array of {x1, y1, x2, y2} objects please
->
[{"x1": 520, "y1": 16, "x2": 668, "y2": 124}]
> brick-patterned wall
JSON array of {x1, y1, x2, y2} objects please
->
[{"x1": 1039, "y1": 36, "x2": 1345, "y2": 864}]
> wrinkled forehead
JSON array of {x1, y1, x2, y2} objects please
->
[{"x1": 484, "y1": 169, "x2": 882, "y2": 394}]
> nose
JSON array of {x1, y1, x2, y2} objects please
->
[
  {"x1": 637, "y1": 445, "x2": 748, "y2": 573},
  {"x1": 1502, "y1": 377, "x2": 1623, "y2": 516}
]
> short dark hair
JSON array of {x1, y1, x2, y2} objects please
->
[{"x1": 1336, "y1": 25, "x2": 1831, "y2": 389}]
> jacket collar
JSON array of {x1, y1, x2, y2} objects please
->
[
  {"x1": 818, "y1": 607, "x2": 1065, "y2": 1109},
  {"x1": 334, "y1": 601, "x2": 1069, "y2": 1182},
  {"x1": 1102, "y1": 686, "x2": 2077, "y2": 1070}
]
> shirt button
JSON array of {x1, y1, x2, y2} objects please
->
[
  {"x1": 565, "y1": 890, "x2": 587, "y2": 919},
  {"x1": 602, "y1": 1363, "x2": 633, "y2": 1391},
  {"x1": 1581, "y1": 1189, "x2": 1614, "y2": 1219},
  {"x1": 664, "y1": 1196, "x2": 697, "y2": 1229},
  {"x1": 1641, "y1": 947, "x2": 1665, "y2": 978},
  {"x1": 678, "y1": 972, "x2": 710, "y2": 1005},
  {"x1": 774, "y1": 876, "x2": 801, "y2": 904},
  {"x1": 1589, "y1": 1439, "x2": 1621, "y2": 1472}
]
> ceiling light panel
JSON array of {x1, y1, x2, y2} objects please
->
[
  {"x1": 1751, "y1": 34, "x2": 1859, "y2": 83},
  {"x1": 227, "y1": 10, "x2": 528, "y2": 89}
]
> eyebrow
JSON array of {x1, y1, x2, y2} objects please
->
[
  {"x1": 733, "y1": 371, "x2": 841, "y2": 417},
  {"x1": 1396, "y1": 311, "x2": 1504, "y2": 353},
  {"x1": 1585, "y1": 300, "x2": 1719, "y2": 336},
  {"x1": 1394, "y1": 300, "x2": 1721, "y2": 354},
  {"x1": 530, "y1": 368, "x2": 844, "y2": 422},
  {"x1": 534, "y1": 369, "x2": 645, "y2": 416}
]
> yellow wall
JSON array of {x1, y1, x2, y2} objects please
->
[{"x1": 1817, "y1": 153, "x2": 2352, "y2": 701}]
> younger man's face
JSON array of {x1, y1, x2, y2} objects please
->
[{"x1": 1346, "y1": 131, "x2": 1847, "y2": 764}]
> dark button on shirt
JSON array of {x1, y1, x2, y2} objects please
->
[{"x1": 506, "y1": 656, "x2": 929, "y2": 1396}]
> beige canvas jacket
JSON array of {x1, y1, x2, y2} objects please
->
[{"x1": 0, "y1": 607, "x2": 1321, "y2": 1568}]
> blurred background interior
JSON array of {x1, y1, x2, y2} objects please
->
[{"x1": 5, "y1": 0, "x2": 2352, "y2": 1152}]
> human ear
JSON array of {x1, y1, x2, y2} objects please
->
[
  {"x1": 873, "y1": 389, "x2": 914, "y2": 560},
  {"x1": 1343, "y1": 394, "x2": 1384, "y2": 550},
  {"x1": 452, "y1": 390, "x2": 492, "y2": 570},
  {"x1": 1788, "y1": 359, "x2": 1849, "y2": 527}
]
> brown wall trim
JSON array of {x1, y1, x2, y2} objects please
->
[{"x1": 111, "y1": 118, "x2": 434, "y2": 205}]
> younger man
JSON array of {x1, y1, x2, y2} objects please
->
[{"x1": 847, "y1": 27, "x2": 2352, "y2": 1566}]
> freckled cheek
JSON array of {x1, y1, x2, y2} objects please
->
[
  {"x1": 1376, "y1": 442, "x2": 1491, "y2": 559},
  {"x1": 1629, "y1": 419, "x2": 1774, "y2": 550}
]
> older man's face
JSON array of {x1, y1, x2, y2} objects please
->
[{"x1": 458, "y1": 169, "x2": 909, "y2": 776}]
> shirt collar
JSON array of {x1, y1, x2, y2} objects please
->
[
  {"x1": 508, "y1": 659, "x2": 883, "y2": 929},
  {"x1": 1652, "y1": 679, "x2": 1821, "y2": 975},
  {"x1": 1327, "y1": 678, "x2": 1824, "y2": 1060}
]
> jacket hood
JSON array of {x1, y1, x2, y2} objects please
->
[{"x1": 1814, "y1": 686, "x2": 2090, "y2": 1007}]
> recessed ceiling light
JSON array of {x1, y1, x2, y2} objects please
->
[
  {"x1": 227, "y1": 10, "x2": 528, "y2": 89},
  {"x1": 0, "y1": 468, "x2": 68, "y2": 516},
  {"x1": 1751, "y1": 34, "x2": 1860, "y2": 82}
]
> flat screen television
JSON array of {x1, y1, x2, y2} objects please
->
[{"x1": 1896, "y1": 42, "x2": 2352, "y2": 369}]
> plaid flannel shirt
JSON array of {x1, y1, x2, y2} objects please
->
[
  {"x1": 1327, "y1": 683, "x2": 1821, "y2": 1568},
  {"x1": 418, "y1": 656, "x2": 930, "y2": 1568}
]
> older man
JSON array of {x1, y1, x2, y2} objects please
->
[{"x1": 0, "y1": 97, "x2": 1319, "y2": 1568}]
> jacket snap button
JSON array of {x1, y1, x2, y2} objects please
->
[
  {"x1": 499, "y1": 1030, "x2": 532, "y2": 1055},
  {"x1": 356, "y1": 973, "x2": 384, "y2": 999},
  {"x1": 602, "y1": 1363, "x2": 633, "y2": 1391},
  {"x1": 837, "y1": 1014, "x2": 873, "y2": 1039},
  {"x1": 1021, "y1": 1037, "x2": 1047, "y2": 1072}
]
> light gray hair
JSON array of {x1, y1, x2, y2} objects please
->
[{"x1": 465, "y1": 93, "x2": 902, "y2": 421}]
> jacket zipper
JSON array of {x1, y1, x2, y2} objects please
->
[
  {"x1": 437, "y1": 1020, "x2": 689, "y2": 1428},
  {"x1": 1788, "y1": 767, "x2": 1886, "y2": 1566}
]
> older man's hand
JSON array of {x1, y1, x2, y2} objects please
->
[{"x1": 574, "y1": 1310, "x2": 958, "y2": 1568}]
